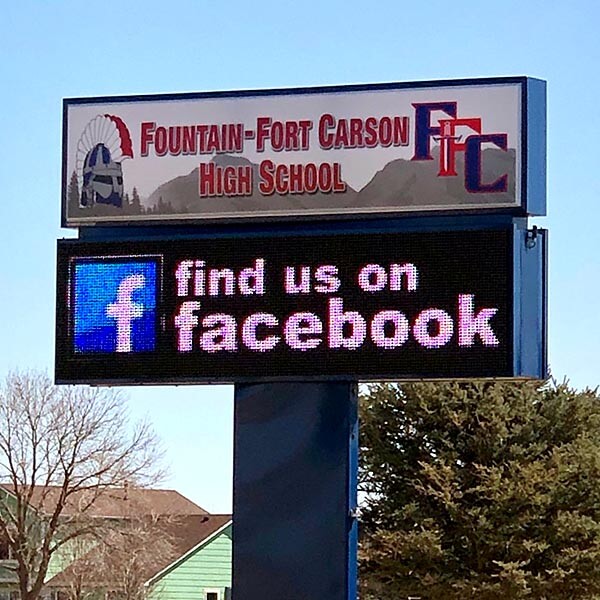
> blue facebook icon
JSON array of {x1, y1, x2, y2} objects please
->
[{"x1": 73, "y1": 259, "x2": 159, "y2": 353}]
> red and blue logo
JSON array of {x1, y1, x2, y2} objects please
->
[{"x1": 412, "y1": 102, "x2": 509, "y2": 193}]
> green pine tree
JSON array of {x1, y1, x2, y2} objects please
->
[
  {"x1": 67, "y1": 170, "x2": 79, "y2": 212},
  {"x1": 359, "y1": 381, "x2": 600, "y2": 600},
  {"x1": 130, "y1": 187, "x2": 142, "y2": 214}
]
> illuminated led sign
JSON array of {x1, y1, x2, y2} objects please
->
[
  {"x1": 62, "y1": 77, "x2": 546, "y2": 226},
  {"x1": 54, "y1": 228, "x2": 549, "y2": 384}
]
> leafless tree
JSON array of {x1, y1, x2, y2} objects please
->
[
  {"x1": 78, "y1": 514, "x2": 176, "y2": 600},
  {"x1": 54, "y1": 534, "x2": 98, "y2": 600},
  {"x1": 0, "y1": 370, "x2": 165, "y2": 600},
  {"x1": 58, "y1": 509, "x2": 178, "y2": 600}
]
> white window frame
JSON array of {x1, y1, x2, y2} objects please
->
[{"x1": 204, "y1": 589, "x2": 221, "y2": 600}]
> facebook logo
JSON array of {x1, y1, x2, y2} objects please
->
[{"x1": 73, "y1": 258, "x2": 159, "y2": 353}]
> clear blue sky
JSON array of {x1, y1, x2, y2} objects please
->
[{"x1": 0, "y1": 0, "x2": 598, "y2": 512}]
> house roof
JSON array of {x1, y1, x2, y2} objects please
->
[
  {"x1": 45, "y1": 513, "x2": 232, "y2": 588},
  {"x1": 161, "y1": 513, "x2": 231, "y2": 558},
  {"x1": 0, "y1": 484, "x2": 208, "y2": 517}
]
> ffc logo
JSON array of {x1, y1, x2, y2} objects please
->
[
  {"x1": 72, "y1": 259, "x2": 159, "y2": 354},
  {"x1": 412, "y1": 102, "x2": 509, "y2": 193}
]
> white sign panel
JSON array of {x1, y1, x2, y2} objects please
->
[{"x1": 62, "y1": 77, "x2": 546, "y2": 226}]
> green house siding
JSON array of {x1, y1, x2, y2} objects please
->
[
  {"x1": 0, "y1": 562, "x2": 17, "y2": 585},
  {"x1": 149, "y1": 525, "x2": 231, "y2": 600},
  {"x1": 45, "y1": 536, "x2": 96, "y2": 582},
  {"x1": 45, "y1": 543, "x2": 72, "y2": 582},
  {"x1": 0, "y1": 490, "x2": 17, "y2": 513},
  {"x1": 0, "y1": 488, "x2": 75, "y2": 585}
]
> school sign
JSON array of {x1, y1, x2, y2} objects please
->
[
  {"x1": 57, "y1": 76, "x2": 547, "y2": 600},
  {"x1": 62, "y1": 77, "x2": 545, "y2": 226}
]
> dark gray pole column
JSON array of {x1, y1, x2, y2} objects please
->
[{"x1": 232, "y1": 382, "x2": 358, "y2": 600}]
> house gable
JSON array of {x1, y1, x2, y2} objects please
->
[{"x1": 148, "y1": 523, "x2": 232, "y2": 600}]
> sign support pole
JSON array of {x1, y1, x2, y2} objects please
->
[{"x1": 232, "y1": 382, "x2": 358, "y2": 600}]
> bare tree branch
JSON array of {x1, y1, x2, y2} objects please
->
[
  {"x1": 0, "y1": 370, "x2": 166, "y2": 600},
  {"x1": 58, "y1": 508, "x2": 179, "y2": 600}
]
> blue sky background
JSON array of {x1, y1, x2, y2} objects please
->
[{"x1": 0, "y1": 0, "x2": 598, "y2": 512}]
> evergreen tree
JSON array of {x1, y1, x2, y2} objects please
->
[
  {"x1": 130, "y1": 187, "x2": 142, "y2": 214},
  {"x1": 359, "y1": 381, "x2": 600, "y2": 600},
  {"x1": 67, "y1": 170, "x2": 79, "y2": 211}
]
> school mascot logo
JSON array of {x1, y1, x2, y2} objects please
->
[
  {"x1": 76, "y1": 114, "x2": 133, "y2": 208},
  {"x1": 412, "y1": 102, "x2": 509, "y2": 194}
]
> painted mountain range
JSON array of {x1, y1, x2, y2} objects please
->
[{"x1": 144, "y1": 146, "x2": 517, "y2": 215}]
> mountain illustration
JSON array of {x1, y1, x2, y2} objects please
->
[
  {"x1": 356, "y1": 146, "x2": 516, "y2": 208},
  {"x1": 144, "y1": 146, "x2": 516, "y2": 216},
  {"x1": 68, "y1": 144, "x2": 517, "y2": 222},
  {"x1": 145, "y1": 154, "x2": 359, "y2": 214}
]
